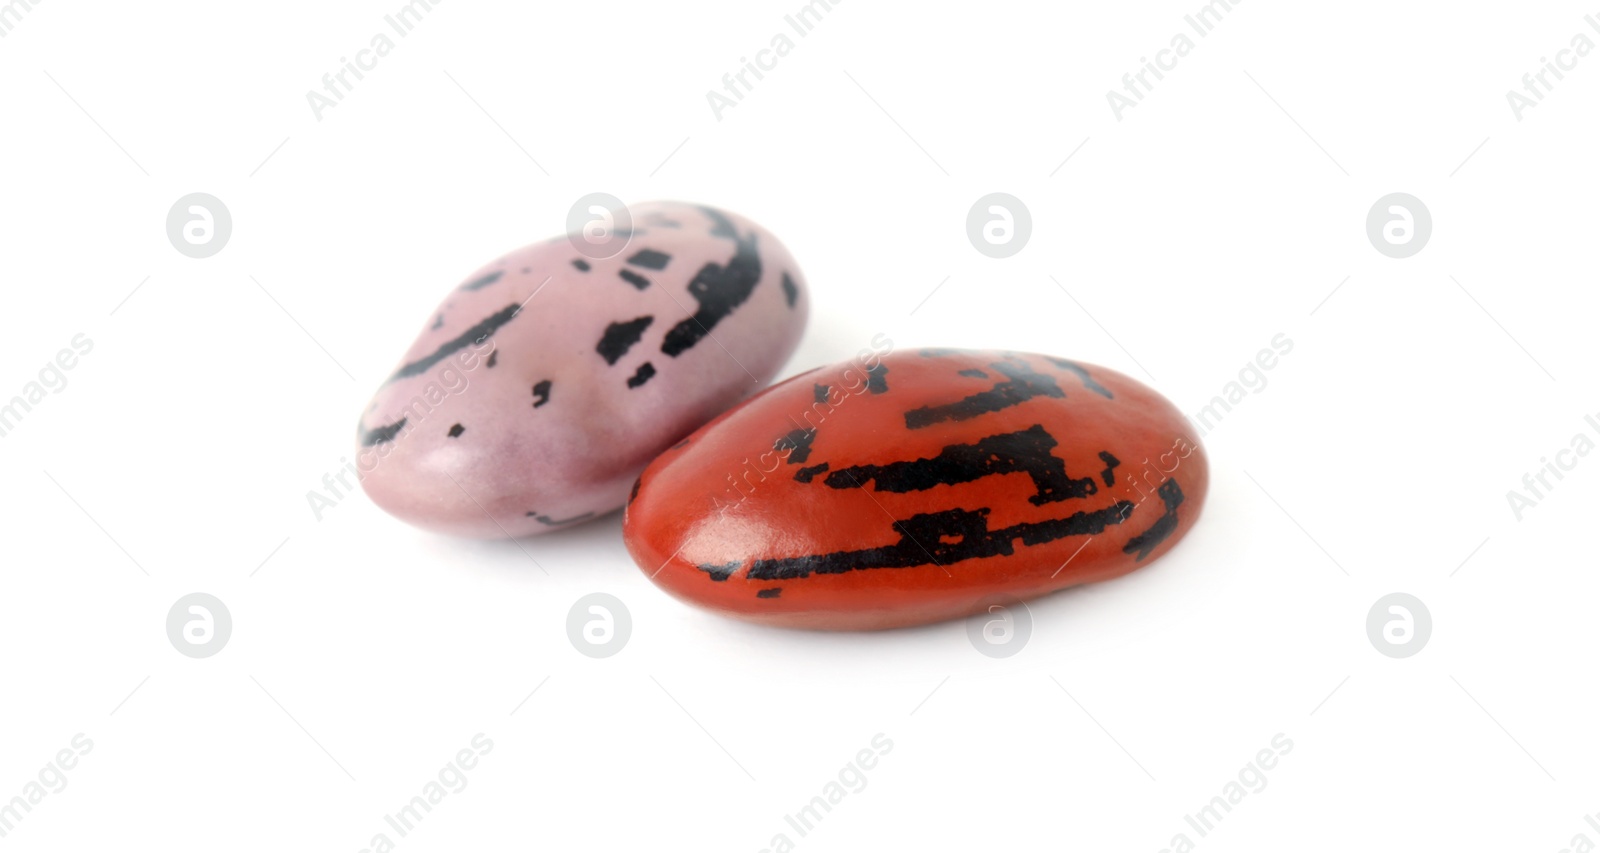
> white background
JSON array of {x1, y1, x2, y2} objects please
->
[{"x1": 2, "y1": 0, "x2": 1597, "y2": 850}]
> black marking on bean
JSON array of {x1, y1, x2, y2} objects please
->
[
  {"x1": 1043, "y1": 356, "x2": 1115, "y2": 399},
  {"x1": 781, "y1": 272, "x2": 798, "y2": 307},
  {"x1": 904, "y1": 360, "x2": 1063, "y2": 430},
  {"x1": 756, "y1": 587, "x2": 782, "y2": 599},
  {"x1": 359, "y1": 418, "x2": 408, "y2": 447},
  {"x1": 629, "y1": 478, "x2": 642, "y2": 505},
  {"x1": 746, "y1": 500, "x2": 1135, "y2": 581},
  {"x1": 531, "y1": 380, "x2": 552, "y2": 408},
  {"x1": 699, "y1": 561, "x2": 741, "y2": 582},
  {"x1": 1099, "y1": 451, "x2": 1121, "y2": 487},
  {"x1": 867, "y1": 363, "x2": 890, "y2": 394},
  {"x1": 525, "y1": 510, "x2": 596, "y2": 526},
  {"x1": 703, "y1": 206, "x2": 737, "y2": 238},
  {"x1": 528, "y1": 512, "x2": 598, "y2": 524},
  {"x1": 775, "y1": 429, "x2": 817, "y2": 465},
  {"x1": 619, "y1": 269, "x2": 651, "y2": 290},
  {"x1": 824, "y1": 425, "x2": 1096, "y2": 506},
  {"x1": 671, "y1": 438, "x2": 691, "y2": 450},
  {"x1": 486, "y1": 351, "x2": 498, "y2": 368},
  {"x1": 1123, "y1": 479, "x2": 1184, "y2": 561},
  {"x1": 813, "y1": 384, "x2": 830, "y2": 404},
  {"x1": 431, "y1": 314, "x2": 444, "y2": 330},
  {"x1": 596, "y1": 316, "x2": 655, "y2": 365},
  {"x1": 571, "y1": 259, "x2": 591, "y2": 272},
  {"x1": 627, "y1": 249, "x2": 671, "y2": 270},
  {"x1": 794, "y1": 463, "x2": 830, "y2": 483},
  {"x1": 627, "y1": 362, "x2": 657, "y2": 388},
  {"x1": 660, "y1": 207, "x2": 762, "y2": 357},
  {"x1": 447, "y1": 423, "x2": 465, "y2": 438},
  {"x1": 958, "y1": 368, "x2": 988, "y2": 378},
  {"x1": 458, "y1": 270, "x2": 504, "y2": 291},
  {"x1": 389, "y1": 304, "x2": 521, "y2": 384}
]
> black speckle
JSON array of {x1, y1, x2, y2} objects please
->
[
  {"x1": 627, "y1": 362, "x2": 657, "y2": 388},
  {"x1": 781, "y1": 272, "x2": 799, "y2": 307},
  {"x1": 525, "y1": 510, "x2": 596, "y2": 526},
  {"x1": 629, "y1": 478, "x2": 642, "y2": 504},
  {"x1": 813, "y1": 384, "x2": 830, "y2": 404},
  {"x1": 958, "y1": 368, "x2": 987, "y2": 378},
  {"x1": 756, "y1": 587, "x2": 782, "y2": 599},
  {"x1": 775, "y1": 428, "x2": 817, "y2": 464},
  {"x1": 1043, "y1": 356, "x2": 1115, "y2": 399},
  {"x1": 795, "y1": 462, "x2": 830, "y2": 483},
  {"x1": 486, "y1": 351, "x2": 498, "y2": 368},
  {"x1": 660, "y1": 207, "x2": 761, "y2": 358},
  {"x1": 619, "y1": 269, "x2": 651, "y2": 290},
  {"x1": 744, "y1": 499, "x2": 1137, "y2": 582},
  {"x1": 1099, "y1": 451, "x2": 1121, "y2": 487},
  {"x1": 1123, "y1": 479, "x2": 1185, "y2": 561},
  {"x1": 387, "y1": 303, "x2": 522, "y2": 384},
  {"x1": 447, "y1": 423, "x2": 464, "y2": 438},
  {"x1": 824, "y1": 425, "x2": 1095, "y2": 506},
  {"x1": 571, "y1": 259, "x2": 591, "y2": 272},
  {"x1": 704, "y1": 207, "x2": 736, "y2": 238},
  {"x1": 359, "y1": 418, "x2": 407, "y2": 447},
  {"x1": 698, "y1": 561, "x2": 740, "y2": 582},
  {"x1": 627, "y1": 249, "x2": 671, "y2": 270},
  {"x1": 521, "y1": 267, "x2": 531, "y2": 274},
  {"x1": 459, "y1": 270, "x2": 504, "y2": 291},
  {"x1": 672, "y1": 438, "x2": 691, "y2": 450},
  {"x1": 596, "y1": 316, "x2": 655, "y2": 365},
  {"x1": 904, "y1": 360, "x2": 1063, "y2": 430},
  {"x1": 431, "y1": 314, "x2": 444, "y2": 330},
  {"x1": 531, "y1": 380, "x2": 552, "y2": 408},
  {"x1": 867, "y1": 363, "x2": 889, "y2": 394}
]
